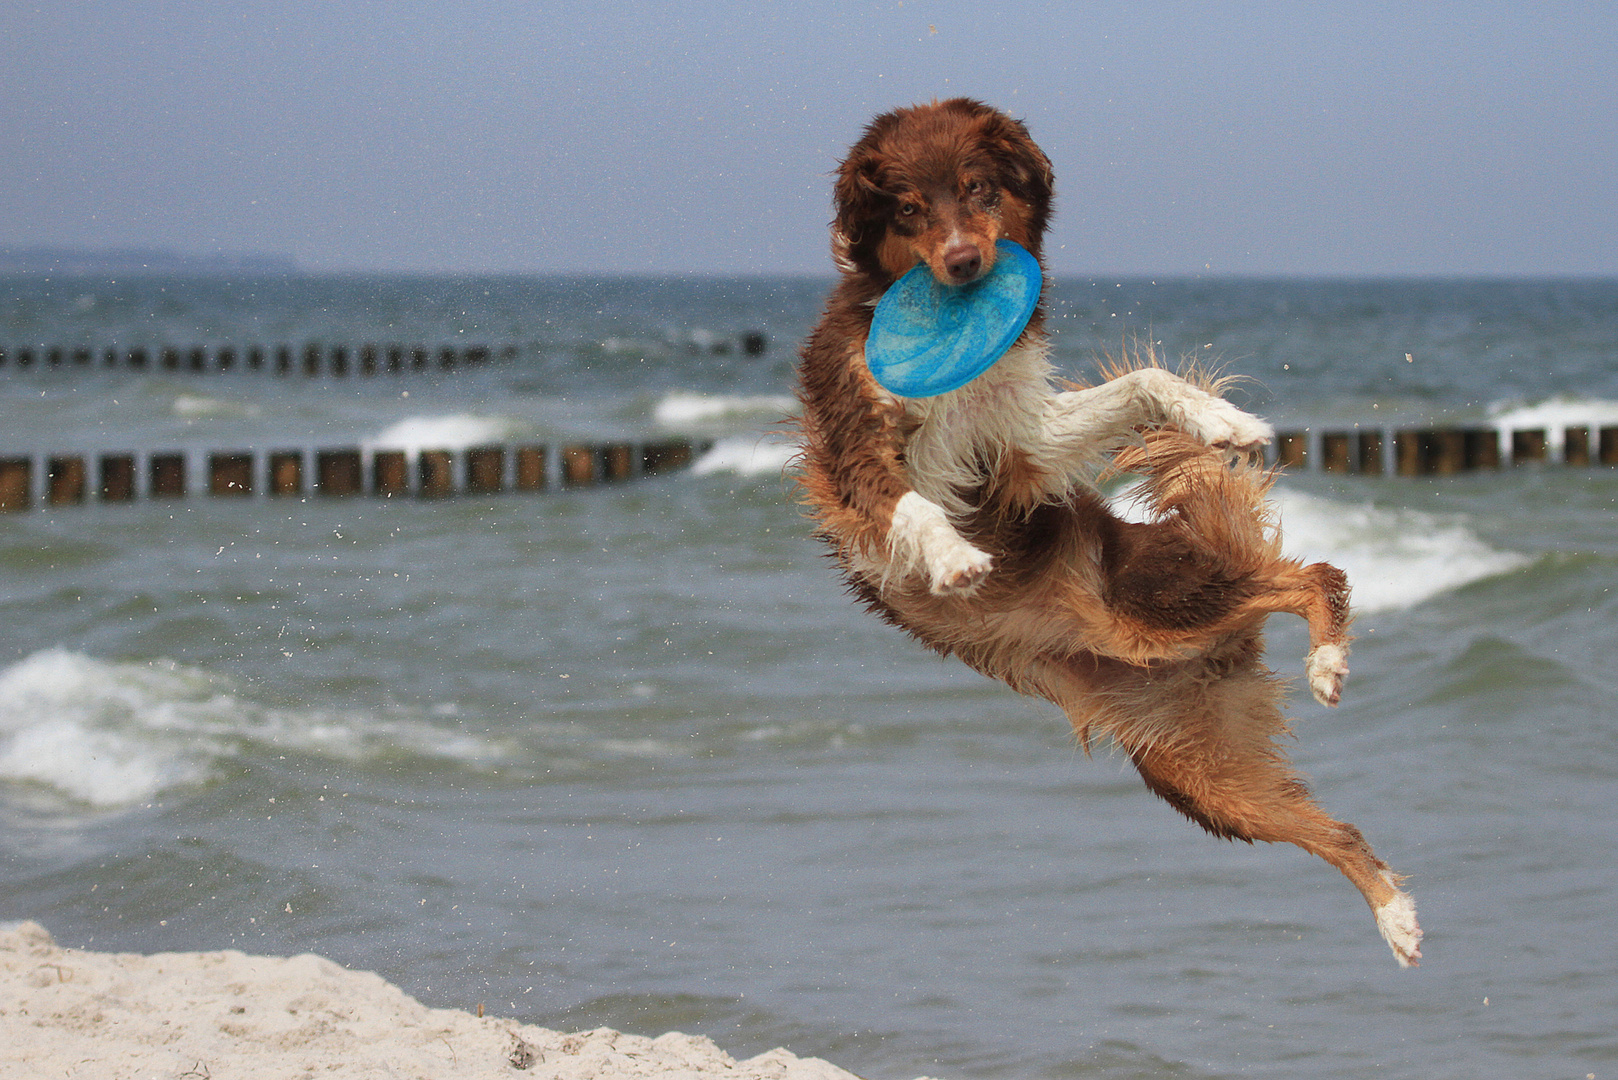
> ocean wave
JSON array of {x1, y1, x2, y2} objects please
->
[
  {"x1": 1487, "y1": 395, "x2": 1618, "y2": 429},
  {"x1": 1108, "y1": 485, "x2": 1528, "y2": 614},
  {"x1": 172, "y1": 393, "x2": 264, "y2": 419},
  {"x1": 600, "y1": 335, "x2": 663, "y2": 357},
  {"x1": 1487, "y1": 396, "x2": 1618, "y2": 456},
  {"x1": 691, "y1": 434, "x2": 799, "y2": 477},
  {"x1": 653, "y1": 391, "x2": 796, "y2": 428},
  {"x1": 1270, "y1": 488, "x2": 1531, "y2": 614},
  {"x1": 0, "y1": 649, "x2": 507, "y2": 809},
  {"x1": 364, "y1": 414, "x2": 517, "y2": 454}
]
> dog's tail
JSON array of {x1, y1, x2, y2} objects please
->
[
  {"x1": 1111, "y1": 429, "x2": 1354, "y2": 706},
  {"x1": 1108, "y1": 431, "x2": 1282, "y2": 569}
]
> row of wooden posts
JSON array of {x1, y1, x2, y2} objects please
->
[
  {"x1": 0, "y1": 332, "x2": 770, "y2": 376},
  {"x1": 0, "y1": 439, "x2": 706, "y2": 512},
  {"x1": 4, "y1": 421, "x2": 1611, "y2": 512},
  {"x1": 0, "y1": 342, "x2": 508, "y2": 376},
  {"x1": 1271, "y1": 423, "x2": 1618, "y2": 475}
]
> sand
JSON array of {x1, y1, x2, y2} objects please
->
[{"x1": 1, "y1": 922, "x2": 901, "y2": 1080}]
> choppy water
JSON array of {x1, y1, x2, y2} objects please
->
[{"x1": 3, "y1": 273, "x2": 1617, "y2": 1078}]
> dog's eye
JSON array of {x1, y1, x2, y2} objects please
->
[
  {"x1": 966, "y1": 179, "x2": 990, "y2": 196},
  {"x1": 898, "y1": 201, "x2": 919, "y2": 217}
]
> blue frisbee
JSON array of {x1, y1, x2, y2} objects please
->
[{"x1": 866, "y1": 239, "x2": 1042, "y2": 398}]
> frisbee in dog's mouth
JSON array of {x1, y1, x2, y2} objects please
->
[{"x1": 865, "y1": 239, "x2": 1041, "y2": 398}]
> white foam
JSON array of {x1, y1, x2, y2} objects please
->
[
  {"x1": 654, "y1": 392, "x2": 796, "y2": 427},
  {"x1": 1488, "y1": 395, "x2": 1618, "y2": 430},
  {"x1": 601, "y1": 335, "x2": 658, "y2": 356},
  {"x1": 1488, "y1": 396, "x2": 1618, "y2": 457},
  {"x1": 0, "y1": 651, "x2": 218, "y2": 807},
  {"x1": 0, "y1": 649, "x2": 505, "y2": 809},
  {"x1": 172, "y1": 393, "x2": 263, "y2": 419},
  {"x1": 365, "y1": 414, "x2": 515, "y2": 454},
  {"x1": 1271, "y1": 488, "x2": 1530, "y2": 613},
  {"x1": 690, "y1": 434, "x2": 798, "y2": 477}
]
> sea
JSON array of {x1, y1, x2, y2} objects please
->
[{"x1": 2, "y1": 272, "x2": 1617, "y2": 1079}]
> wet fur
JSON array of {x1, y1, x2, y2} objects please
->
[{"x1": 793, "y1": 99, "x2": 1421, "y2": 966}]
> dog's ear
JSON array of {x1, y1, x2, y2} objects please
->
[
  {"x1": 981, "y1": 113, "x2": 1054, "y2": 210},
  {"x1": 832, "y1": 144, "x2": 893, "y2": 243},
  {"x1": 831, "y1": 143, "x2": 897, "y2": 275}
]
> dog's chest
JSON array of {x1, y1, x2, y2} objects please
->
[
  {"x1": 911, "y1": 381, "x2": 1023, "y2": 450},
  {"x1": 892, "y1": 340, "x2": 1056, "y2": 507}
]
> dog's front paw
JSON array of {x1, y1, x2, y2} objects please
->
[
  {"x1": 1306, "y1": 643, "x2": 1349, "y2": 706},
  {"x1": 1179, "y1": 397, "x2": 1274, "y2": 452},
  {"x1": 891, "y1": 492, "x2": 993, "y2": 595},
  {"x1": 929, "y1": 543, "x2": 993, "y2": 595}
]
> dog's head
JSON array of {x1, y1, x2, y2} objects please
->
[{"x1": 831, "y1": 98, "x2": 1053, "y2": 287}]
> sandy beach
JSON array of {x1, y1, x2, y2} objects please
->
[{"x1": 0, "y1": 922, "x2": 891, "y2": 1080}]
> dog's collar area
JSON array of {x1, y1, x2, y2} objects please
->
[{"x1": 865, "y1": 240, "x2": 1041, "y2": 398}]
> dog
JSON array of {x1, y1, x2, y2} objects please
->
[{"x1": 793, "y1": 98, "x2": 1421, "y2": 967}]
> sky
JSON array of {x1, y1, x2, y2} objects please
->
[{"x1": 2, "y1": 1, "x2": 1615, "y2": 277}]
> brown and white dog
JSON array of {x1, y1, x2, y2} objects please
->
[{"x1": 793, "y1": 98, "x2": 1421, "y2": 967}]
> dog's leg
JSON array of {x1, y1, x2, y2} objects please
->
[
  {"x1": 1233, "y1": 562, "x2": 1353, "y2": 706},
  {"x1": 1046, "y1": 368, "x2": 1274, "y2": 454},
  {"x1": 1036, "y1": 656, "x2": 1420, "y2": 966},
  {"x1": 1127, "y1": 733, "x2": 1421, "y2": 967},
  {"x1": 889, "y1": 491, "x2": 994, "y2": 594},
  {"x1": 1300, "y1": 562, "x2": 1352, "y2": 706}
]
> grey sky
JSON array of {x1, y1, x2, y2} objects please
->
[{"x1": 2, "y1": 1, "x2": 1613, "y2": 276}]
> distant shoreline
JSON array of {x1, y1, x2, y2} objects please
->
[
  {"x1": 0, "y1": 246, "x2": 299, "y2": 276},
  {"x1": 5, "y1": 252, "x2": 1615, "y2": 284}
]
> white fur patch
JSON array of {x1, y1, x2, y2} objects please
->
[
  {"x1": 1306, "y1": 643, "x2": 1350, "y2": 706},
  {"x1": 900, "y1": 341, "x2": 1064, "y2": 514},
  {"x1": 1374, "y1": 881, "x2": 1422, "y2": 968}
]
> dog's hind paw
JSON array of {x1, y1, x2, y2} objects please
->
[
  {"x1": 1375, "y1": 884, "x2": 1423, "y2": 968},
  {"x1": 1306, "y1": 643, "x2": 1349, "y2": 706}
]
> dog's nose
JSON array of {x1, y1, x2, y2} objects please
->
[{"x1": 944, "y1": 242, "x2": 983, "y2": 283}]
